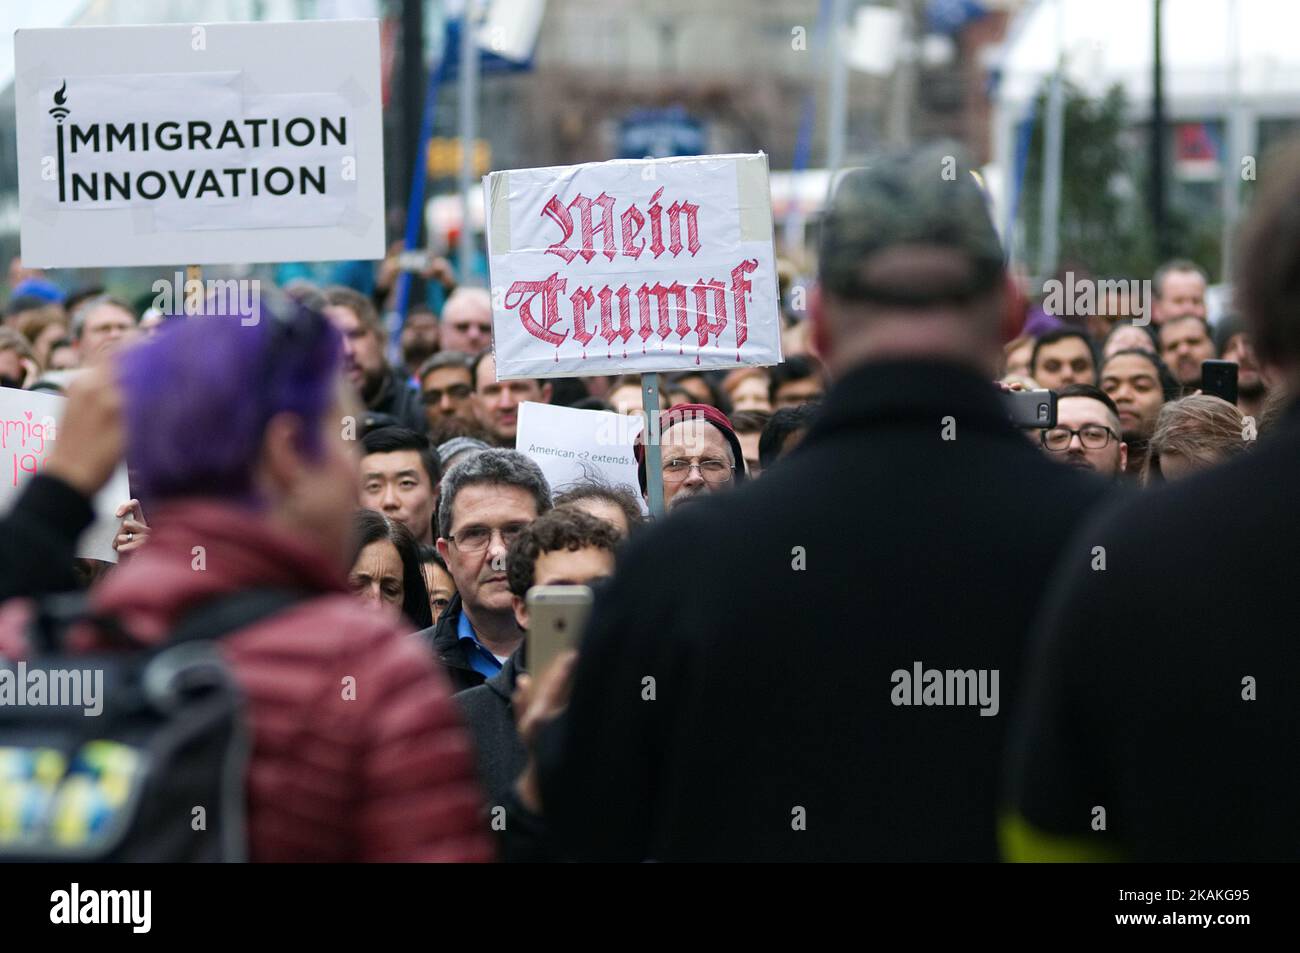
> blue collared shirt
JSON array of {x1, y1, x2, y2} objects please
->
[{"x1": 458, "y1": 608, "x2": 505, "y2": 679}]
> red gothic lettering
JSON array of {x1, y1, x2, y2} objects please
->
[
  {"x1": 505, "y1": 273, "x2": 569, "y2": 347},
  {"x1": 730, "y1": 259, "x2": 757, "y2": 354},
  {"x1": 667, "y1": 199, "x2": 701, "y2": 257},
  {"x1": 569, "y1": 286, "x2": 597, "y2": 349},
  {"x1": 541, "y1": 194, "x2": 576, "y2": 264},
  {"x1": 620, "y1": 204, "x2": 646, "y2": 259}
]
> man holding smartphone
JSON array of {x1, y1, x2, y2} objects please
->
[
  {"x1": 1038, "y1": 384, "x2": 1128, "y2": 479},
  {"x1": 457, "y1": 509, "x2": 618, "y2": 809}
]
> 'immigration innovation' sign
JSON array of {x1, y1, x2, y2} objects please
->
[{"x1": 15, "y1": 20, "x2": 386, "y2": 267}]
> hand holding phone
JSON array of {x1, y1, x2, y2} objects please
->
[
  {"x1": 1001, "y1": 388, "x2": 1057, "y2": 429},
  {"x1": 1200, "y1": 360, "x2": 1239, "y2": 405},
  {"x1": 525, "y1": 585, "x2": 593, "y2": 677}
]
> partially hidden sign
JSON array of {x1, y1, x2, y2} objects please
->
[
  {"x1": 484, "y1": 153, "x2": 782, "y2": 380},
  {"x1": 0, "y1": 387, "x2": 132, "y2": 564},
  {"x1": 14, "y1": 20, "x2": 386, "y2": 268},
  {"x1": 515, "y1": 401, "x2": 647, "y2": 513}
]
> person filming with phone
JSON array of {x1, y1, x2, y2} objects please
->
[{"x1": 457, "y1": 508, "x2": 619, "y2": 810}]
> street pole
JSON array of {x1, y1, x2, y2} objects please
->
[
  {"x1": 826, "y1": 0, "x2": 847, "y2": 201},
  {"x1": 1221, "y1": 0, "x2": 1242, "y2": 280},
  {"x1": 400, "y1": 0, "x2": 424, "y2": 235},
  {"x1": 641, "y1": 374, "x2": 665, "y2": 518},
  {"x1": 458, "y1": 2, "x2": 480, "y2": 286},
  {"x1": 1037, "y1": 0, "x2": 1066, "y2": 283},
  {"x1": 887, "y1": 0, "x2": 914, "y2": 147},
  {"x1": 1151, "y1": 0, "x2": 1169, "y2": 261}
]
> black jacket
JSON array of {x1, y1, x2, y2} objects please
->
[
  {"x1": 456, "y1": 648, "x2": 526, "y2": 808},
  {"x1": 534, "y1": 359, "x2": 1115, "y2": 861},
  {"x1": 418, "y1": 592, "x2": 487, "y2": 693},
  {"x1": 0, "y1": 474, "x2": 96, "y2": 602},
  {"x1": 1008, "y1": 400, "x2": 1300, "y2": 861},
  {"x1": 368, "y1": 367, "x2": 426, "y2": 434}
]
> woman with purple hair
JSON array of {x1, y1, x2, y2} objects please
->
[{"x1": 55, "y1": 298, "x2": 491, "y2": 862}]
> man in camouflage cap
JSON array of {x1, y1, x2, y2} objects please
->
[
  {"x1": 811, "y1": 141, "x2": 1007, "y2": 366},
  {"x1": 520, "y1": 142, "x2": 1112, "y2": 862}
]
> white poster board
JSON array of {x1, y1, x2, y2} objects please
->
[
  {"x1": 484, "y1": 153, "x2": 781, "y2": 380},
  {"x1": 515, "y1": 402, "x2": 646, "y2": 509},
  {"x1": 15, "y1": 20, "x2": 386, "y2": 267},
  {"x1": 0, "y1": 388, "x2": 131, "y2": 563}
]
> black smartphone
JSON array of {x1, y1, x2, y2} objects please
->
[
  {"x1": 1201, "y1": 360, "x2": 1239, "y2": 405},
  {"x1": 1002, "y1": 388, "x2": 1057, "y2": 429}
]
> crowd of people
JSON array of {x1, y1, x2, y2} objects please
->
[{"x1": 1, "y1": 137, "x2": 1297, "y2": 862}]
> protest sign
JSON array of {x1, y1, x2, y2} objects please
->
[
  {"x1": 0, "y1": 387, "x2": 131, "y2": 563},
  {"x1": 14, "y1": 20, "x2": 385, "y2": 267},
  {"x1": 484, "y1": 153, "x2": 782, "y2": 380},
  {"x1": 515, "y1": 401, "x2": 645, "y2": 509}
]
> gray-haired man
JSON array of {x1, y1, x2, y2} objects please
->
[{"x1": 419, "y1": 448, "x2": 552, "y2": 692}]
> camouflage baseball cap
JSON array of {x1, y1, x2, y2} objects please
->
[{"x1": 819, "y1": 142, "x2": 1005, "y2": 305}]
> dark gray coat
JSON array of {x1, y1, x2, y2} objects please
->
[{"x1": 456, "y1": 648, "x2": 526, "y2": 809}]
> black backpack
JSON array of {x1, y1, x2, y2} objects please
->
[{"x1": 0, "y1": 588, "x2": 301, "y2": 862}]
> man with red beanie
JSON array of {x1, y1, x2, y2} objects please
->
[{"x1": 634, "y1": 403, "x2": 746, "y2": 512}]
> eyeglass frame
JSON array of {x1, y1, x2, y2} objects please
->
[
  {"x1": 421, "y1": 383, "x2": 473, "y2": 405},
  {"x1": 1040, "y1": 424, "x2": 1120, "y2": 452},
  {"x1": 661, "y1": 456, "x2": 737, "y2": 485},
  {"x1": 446, "y1": 522, "x2": 529, "y2": 552}
]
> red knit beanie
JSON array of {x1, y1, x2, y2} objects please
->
[{"x1": 634, "y1": 403, "x2": 747, "y2": 492}]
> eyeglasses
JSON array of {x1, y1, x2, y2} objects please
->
[
  {"x1": 421, "y1": 384, "x2": 472, "y2": 404},
  {"x1": 662, "y1": 458, "x2": 735, "y2": 484},
  {"x1": 447, "y1": 523, "x2": 527, "y2": 552},
  {"x1": 1041, "y1": 424, "x2": 1118, "y2": 451}
]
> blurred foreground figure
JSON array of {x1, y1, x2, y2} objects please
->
[
  {"x1": 1007, "y1": 142, "x2": 1300, "y2": 861},
  {"x1": 2, "y1": 301, "x2": 490, "y2": 862},
  {"x1": 519, "y1": 145, "x2": 1112, "y2": 861}
]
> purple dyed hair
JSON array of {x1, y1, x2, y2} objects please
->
[{"x1": 120, "y1": 297, "x2": 343, "y2": 508}]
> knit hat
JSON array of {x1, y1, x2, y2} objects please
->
[
  {"x1": 11, "y1": 278, "x2": 65, "y2": 305},
  {"x1": 819, "y1": 142, "x2": 1004, "y2": 306},
  {"x1": 634, "y1": 403, "x2": 747, "y2": 492}
]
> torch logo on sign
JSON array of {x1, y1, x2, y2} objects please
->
[{"x1": 50, "y1": 80, "x2": 70, "y2": 203}]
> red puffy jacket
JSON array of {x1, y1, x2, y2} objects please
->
[{"x1": 0, "y1": 501, "x2": 493, "y2": 862}]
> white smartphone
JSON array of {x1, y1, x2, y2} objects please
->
[{"x1": 525, "y1": 585, "x2": 593, "y2": 676}]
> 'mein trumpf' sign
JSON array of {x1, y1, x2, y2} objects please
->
[{"x1": 484, "y1": 153, "x2": 782, "y2": 380}]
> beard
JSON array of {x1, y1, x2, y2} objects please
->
[{"x1": 403, "y1": 340, "x2": 437, "y2": 370}]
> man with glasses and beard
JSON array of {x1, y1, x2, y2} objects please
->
[
  {"x1": 634, "y1": 404, "x2": 746, "y2": 512},
  {"x1": 1038, "y1": 384, "x2": 1128, "y2": 479},
  {"x1": 419, "y1": 449, "x2": 552, "y2": 691}
]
